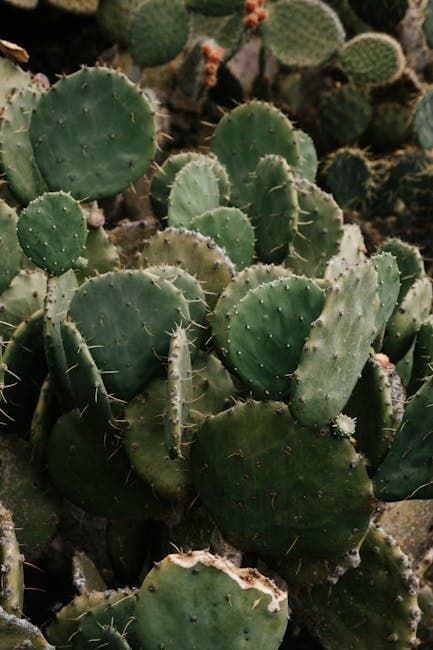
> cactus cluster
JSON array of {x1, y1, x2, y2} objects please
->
[{"x1": 4, "y1": 0, "x2": 433, "y2": 647}]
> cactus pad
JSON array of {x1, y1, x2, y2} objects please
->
[
  {"x1": 47, "y1": 411, "x2": 169, "y2": 518},
  {"x1": 167, "y1": 159, "x2": 220, "y2": 228},
  {"x1": 0, "y1": 86, "x2": 48, "y2": 205},
  {"x1": 18, "y1": 192, "x2": 87, "y2": 276},
  {"x1": 191, "y1": 401, "x2": 373, "y2": 558},
  {"x1": 211, "y1": 101, "x2": 300, "y2": 209},
  {"x1": 249, "y1": 155, "x2": 298, "y2": 264},
  {"x1": 129, "y1": 0, "x2": 190, "y2": 67},
  {"x1": 165, "y1": 326, "x2": 193, "y2": 459},
  {"x1": 68, "y1": 270, "x2": 190, "y2": 400},
  {"x1": 291, "y1": 261, "x2": 379, "y2": 427},
  {"x1": 190, "y1": 206, "x2": 255, "y2": 270},
  {"x1": 186, "y1": 0, "x2": 243, "y2": 15},
  {"x1": 263, "y1": 0, "x2": 345, "y2": 67},
  {"x1": 295, "y1": 526, "x2": 420, "y2": 649},
  {"x1": 340, "y1": 33, "x2": 405, "y2": 86},
  {"x1": 135, "y1": 550, "x2": 289, "y2": 649},
  {"x1": 226, "y1": 276, "x2": 324, "y2": 398},
  {"x1": 30, "y1": 67, "x2": 156, "y2": 200},
  {"x1": 288, "y1": 179, "x2": 343, "y2": 277},
  {"x1": 141, "y1": 228, "x2": 235, "y2": 309},
  {"x1": 0, "y1": 201, "x2": 21, "y2": 295}
]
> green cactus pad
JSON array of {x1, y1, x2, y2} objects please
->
[
  {"x1": 287, "y1": 179, "x2": 343, "y2": 278},
  {"x1": 324, "y1": 223, "x2": 366, "y2": 282},
  {"x1": 145, "y1": 264, "x2": 207, "y2": 349},
  {"x1": 212, "y1": 264, "x2": 292, "y2": 360},
  {"x1": 324, "y1": 148, "x2": 373, "y2": 211},
  {"x1": 129, "y1": 0, "x2": 190, "y2": 67},
  {"x1": 0, "y1": 435, "x2": 60, "y2": 559},
  {"x1": 291, "y1": 261, "x2": 379, "y2": 427},
  {"x1": 292, "y1": 129, "x2": 318, "y2": 182},
  {"x1": 30, "y1": 377, "x2": 59, "y2": 469},
  {"x1": 190, "y1": 207, "x2": 255, "y2": 270},
  {"x1": 370, "y1": 251, "x2": 401, "y2": 337},
  {"x1": 136, "y1": 550, "x2": 289, "y2": 649},
  {"x1": 227, "y1": 276, "x2": 324, "y2": 398},
  {"x1": 47, "y1": 410, "x2": 170, "y2": 518},
  {"x1": 60, "y1": 320, "x2": 117, "y2": 436},
  {"x1": 211, "y1": 101, "x2": 300, "y2": 209},
  {"x1": 413, "y1": 89, "x2": 433, "y2": 149},
  {"x1": 68, "y1": 270, "x2": 190, "y2": 400},
  {"x1": 345, "y1": 356, "x2": 396, "y2": 474},
  {"x1": 165, "y1": 326, "x2": 193, "y2": 459},
  {"x1": 248, "y1": 155, "x2": 298, "y2": 264},
  {"x1": 191, "y1": 401, "x2": 373, "y2": 558},
  {"x1": 0, "y1": 504, "x2": 23, "y2": 616},
  {"x1": 150, "y1": 152, "x2": 230, "y2": 220},
  {"x1": 379, "y1": 238, "x2": 425, "y2": 304},
  {"x1": 186, "y1": 0, "x2": 243, "y2": 15},
  {"x1": 30, "y1": 67, "x2": 157, "y2": 200},
  {"x1": 167, "y1": 159, "x2": 220, "y2": 228},
  {"x1": 339, "y1": 33, "x2": 405, "y2": 86},
  {"x1": 0, "y1": 270, "x2": 46, "y2": 343},
  {"x1": 263, "y1": 0, "x2": 345, "y2": 67},
  {"x1": 141, "y1": 228, "x2": 235, "y2": 309},
  {"x1": 188, "y1": 351, "x2": 235, "y2": 422},
  {"x1": 321, "y1": 86, "x2": 372, "y2": 146},
  {"x1": 0, "y1": 201, "x2": 21, "y2": 295},
  {"x1": 0, "y1": 607, "x2": 53, "y2": 649},
  {"x1": 0, "y1": 58, "x2": 31, "y2": 109},
  {"x1": 374, "y1": 367, "x2": 433, "y2": 500},
  {"x1": 407, "y1": 316, "x2": 433, "y2": 396},
  {"x1": 76, "y1": 225, "x2": 120, "y2": 282},
  {"x1": 43, "y1": 270, "x2": 78, "y2": 411},
  {"x1": 295, "y1": 526, "x2": 420, "y2": 649},
  {"x1": 0, "y1": 86, "x2": 48, "y2": 205},
  {"x1": 395, "y1": 341, "x2": 414, "y2": 388},
  {"x1": 125, "y1": 377, "x2": 192, "y2": 501},
  {"x1": 382, "y1": 277, "x2": 432, "y2": 363},
  {"x1": 97, "y1": 0, "x2": 141, "y2": 44},
  {"x1": 47, "y1": 588, "x2": 138, "y2": 647},
  {"x1": 18, "y1": 192, "x2": 87, "y2": 276},
  {"x1": 1, "y1": 309, "x2": 47, "y2": 434}
]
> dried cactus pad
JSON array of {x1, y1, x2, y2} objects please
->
[
  {"x1": 30, "y1": 67, "x2": 156, "y2": 200},
  {"x1": 18, "y1": 191, "x2": 87, "y2": 276},
  {"x1": 135, "y1": 551, "x2": 289, "y2": 648}
]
